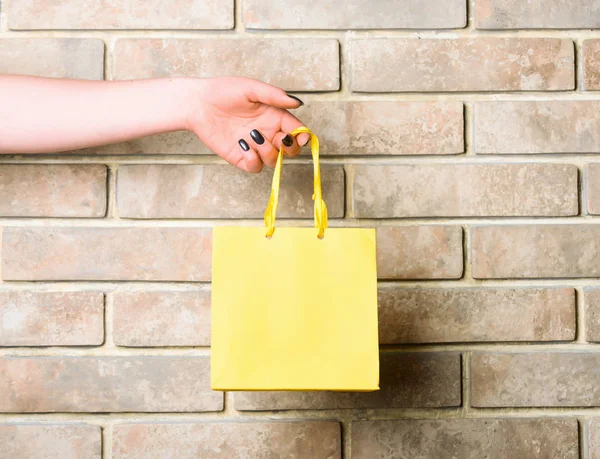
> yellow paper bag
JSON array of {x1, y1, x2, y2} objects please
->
[{"x1": 211, "y1": 127, "x2": 379, "y2": 391}]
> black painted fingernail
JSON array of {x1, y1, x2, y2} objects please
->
[
  {"x1": 238, "y1": 139, "x2": 250, "y2": 151},
  {"x1": 250, "y1": 129, "x2": 265, "y2": 145},
  {"x1": 282, "y1": 134, "x2": 293, "y2": 147},
  {"x1": 286, "y1": 93, "x2": 304, "y2": 106}
]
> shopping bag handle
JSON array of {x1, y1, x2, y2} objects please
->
[{"x1": 264, "y1": 126, "x2": 328, "y2": 239}]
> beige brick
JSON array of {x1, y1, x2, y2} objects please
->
[
  {"x1": 243, "y1": 0, "x2": 466, "y2": 29},
  {"x1": 9, "y1": 0, "x2": 233, "y2": 30},
  {"x1": 113, "y1": 291, "x2": 210, "y2": 347},
  {"x1": 0, "y1": 424, "x2": 101, "y2": 459},
  {"x1": 472, "y1": 352, "x2": 600, "y2": 406},
  {"x1": 0, "y1": 291, "x2": 104, "y2": 346},
  {"x1": 113, "y1": 422, "x2": 340, "y2": 459},
  {"x1": 585, "y1": 289, "x2": 600, "y2": 342},
  {"x1": 351, "y1": 38, "x2": 574, "y2": 92},
  {"x1": 353, "y1": 419, "x2": 578, "y2": 459},
  {"x1": 476, "y1": 0, "x2": 600, "y2": 29},
  {"x1": 0, "y1": 357, "x2": 221, "y2": 412},
  {"x1": 585, "y1": 40, "x2": 600, "y2": 90},
  {"x1": 379, "y1": 288, "x2": 575, "y2": 344},
  {"x1": 235, "y1": 353, "x2": 461, "y2": 410},
  {"x1": 377, "y1": 226, "x2": 463, "y2": 279},
  {"x1": 113, "y1": 39, "x2": 339, "y2": 91},
  {"x1": 472, "y1": 225, "x2": 600, "y2": 279},
  {"x1": 353, "y1": 164, "x2": 577, "y2": 218},
  {"x1": 474, "y1": 101, "x2": 600, "y2": 154},
  {"x1": 589, "y1": 418, "x2": 600, "y2": 459},
  {"x1": 1, "y1": 227, "x2": 212, "y2": 281},
  {"x1": 295, "y1": 102, "x2": 464, "y2": 155},
  {"x1": 586, "y1": 164, "x2": 600, "y2": 214},
  {"x1": 0, "y1": 165, "x2": 107, "y2": 217},
  {"x1": 117, "y1": 165, "x2": 345, "y2": 219},
  {"x1": 0, "y1": 38, "x2": 104, "y2": 79}
]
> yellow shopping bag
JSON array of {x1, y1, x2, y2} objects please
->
[{"x1": 211, "y1": 127, "x2": 379, "y2": 391}]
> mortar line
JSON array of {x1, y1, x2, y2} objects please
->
[
  {"x1": 463, "y1": 102, "x2": 472, "y2": 156},
  {"x1": 233, "y1": 0, "x2": 243, "y2": 32},
  {"x1": 103, "y1": 292, "x2": 115, "y2": 349},
  {"x1": 339, "y1": 418, "x2": 350, "y2": 459},
  {"x1": 0, "y1": 347, "x2": 211, "y2": 357},
  {"x1": 338, "y1": 31, "x2": 350, "y2": 95},
  {"x1": 0, "y1": 407, "x2": 595, "y2": 423},
  {"x1": 0, "y1": 282, "x2": 212, "y2": 292},
  {"x1": 581, "y1": 418, "x2": 589, "y2": 459},
  {"x1": 101, "y1": 293, "x2": 108, "y2": 347},
  {"x1": 298, "y1": 91, "x2": 600, "y2": 99},
  {"x1": 580, "y1": 39, "x2": 589, "y2": 92},
  {"x1": 102, "y1": 38, "x2": 108, "y2": 81},
  {"x1": 462, "y1": 407, "x2": 599, "y2": 418},
  {"x1": 104, "y1": 33, "x2": 116, "y2": 82},
  {"x1": 223, "y1": 392, "x2": 237, "y2": 417},
  {"x1": 105, "y1": 164, "x2": 118, "y2": 219},
  {"x1": 465, "y1": 0, "x2": 475, "y2": 31},
  {"x1": 4, "y1": 341, "x2": 600, "y2": 358},
  {"x1": 571, "y1": 39, "x2": 579, "y2": 93},
  {"x1": 582, "y1": 164, "x2": 589, "y2": 215},
  {"x1": 2, "y1": 28, "x2": 600, "y2": 39},
  {"x1": 2, "y1": 278, "x2": 600, "y2": 289},
  {"x1": 3, "y1": 215, "x2": 600, "y2": 227},
  {"x1": 462, "y1": 352, "x2": 472, "y2": 416},
  {"x1": 2, "y1": 153, "x2": 600, "y2": 166},
  {"x1": 578, "y1": 164, "x2": 584, "y2": 216},
  {"x1": 575, "y1": 37, "x2": 588, "y2": 92},
  {"x1": 576, "y1": 287, "x2": 587, "y2": 343},
  {"x1": 0, "y1": 281, "x2": 599, "y2": 293},
  {"x1": 102, "y1": 424, "x2": 112, "y2": 459},
  {"x1": 344, "y1": 164, "x2": 355, "y2": 218},
  {"x1": 462, "y1": 224, "x2": 472, "y2": 280},
  {"x1": 0, "y1": 279, "x2": 599, "y2": 289},
  {"x1": 0, "y1": 279, "x2": 598, "y2": 291},
  {"x1": 2, "y1": 91, "x2": 598, "y2": 106}
]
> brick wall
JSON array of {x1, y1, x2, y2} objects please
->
[{"x1": 0, "y1": 1, "x2": 599, "y2": 458}]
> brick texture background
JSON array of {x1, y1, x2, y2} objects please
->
[{"x1": 0, "y1": 1, "x2": 599, "y2": 458}]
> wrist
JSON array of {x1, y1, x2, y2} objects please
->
[{"x1": 177, "y1": 77, "x2": 208, "y2": 133}]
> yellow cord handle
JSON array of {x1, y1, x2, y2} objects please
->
[{"x1": 264, "y1": 127, "x2": 328, "y2": 238}]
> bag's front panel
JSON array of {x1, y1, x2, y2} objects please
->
[{"x1": 211, "y1": 226, "x2": 379, "y2": 391}]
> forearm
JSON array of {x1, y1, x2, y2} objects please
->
[{"x1": 0, "y1": 76, "x2": 194, "y2": 153}]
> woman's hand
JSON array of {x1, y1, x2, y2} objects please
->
[
  {"x1": 0, "y1": 75, "x2": 308, "y2": 170},
  {"x1": 184, "y1": 77, "x2": 309, "y2": 173}
]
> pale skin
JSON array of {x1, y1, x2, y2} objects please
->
[{"x1": 0, "y1": 75, "x2": 309, "y2": 172}]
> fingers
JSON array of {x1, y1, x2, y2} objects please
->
[
  {"x1": 273, "y1": 131, "x2": 301, "y2": 157},
  {"x1": 235, "y1": 139, "x2": 263, "y2": 173},
  {"x1": 245, "y1": 79, "x2": 304, "y2": 110},
  {"x1": 281, "y1": 111, "x2": 310, "y2": 147},
  {"x1": 248, "y1": 129, "x2": 279, "y2": 168},
  {"x1": 231, "y1": 129, "x2": 303, "y2": 172}
]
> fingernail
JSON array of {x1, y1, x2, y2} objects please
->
[
  {"x1": 250, "y1": 129, "x2": 265, "y2": 145},
  {"x1": 238, "y1": 139, "x2": 250, "y2": 151},
  {"x1": 282, "y1": 134, "x2": 293, "y2": 147},
  {"x1": 286, "y1": 93, "x2": 304, "y2": 106}
]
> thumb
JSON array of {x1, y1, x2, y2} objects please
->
[{"x1": 246, "y1": 79, "x2": 304, "y2": 109}]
